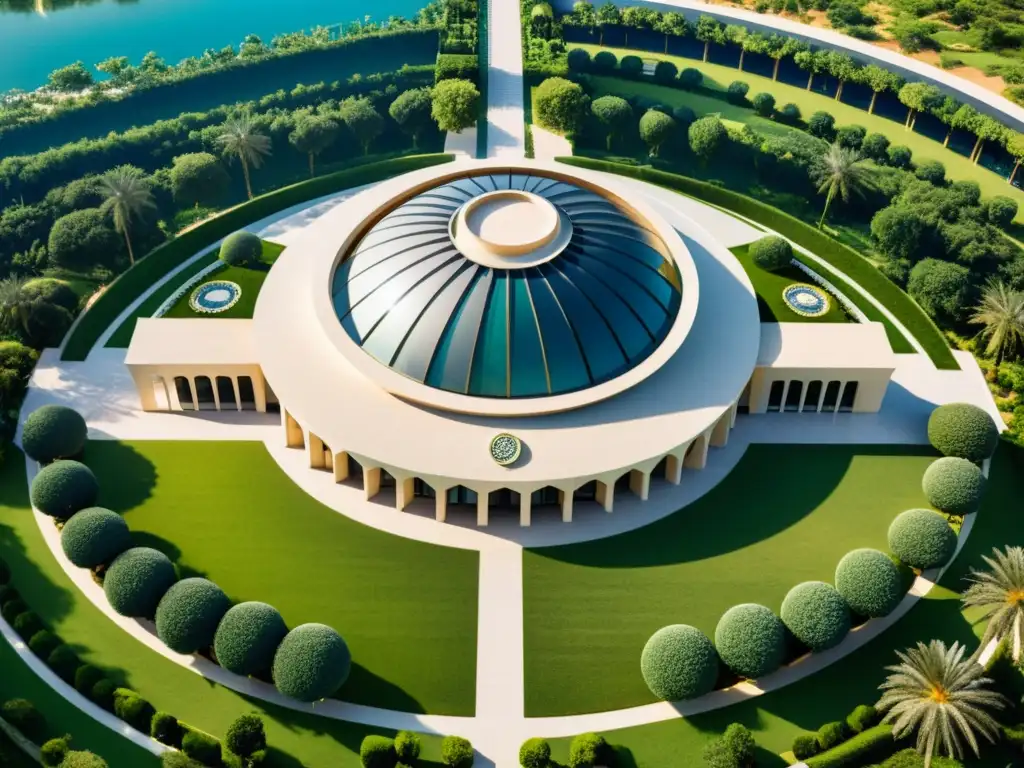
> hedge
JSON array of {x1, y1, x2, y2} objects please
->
[
  {"x1": 29, "y1": 630, "x2": 61, "y2": 659},
  {"x1": 112, "y1": 688, "x2": 154, "y2": 733},
  {"x1": 834, "y1": 548, "x2": 904, "y2": 618},
  {"x1": 155, "y1": 578, "x2": 231, "y2": 654},
  {"x1": 805, "y1": 724, "x2": 897, "y2": 768},
  {"x1": 927, "y1": 402, "x2": 999, "y2": 462},
  {"x1": 60, "y1": 507, "x2": 132, "y2": 568},
  {"x1": 21, "y1": 405, "x2": 88, "y2": 463},
  {"x1": 47, "y1": 645, "x2": 80, "y2": 683},
  {"x1": 30, "y1": 461, "x2": 99, "y2": 519},
  {"x1": 640, "y1": 624, "x2": 719, "y2": 700},
  {"x1": 181, "y1": 729, "x2": 221, "y2": 766},
  {"x1": 846, "y1": 704, "x2": 878, "y2": 734},
  {"x1": 887, "y1": 509, "x2": 957, "y2": 570},
  {"x1": 436, "y1": 54, "x2": 480, "y2": 84},
  {"x1": 61, "y1": 154, "x2": 455, "y2": 361},
  {"x1": 781, "y1": 581, "x2": 851, "y2": 651},
  {"x1": 213, "y1": 601, "x2": 289, "y2": 676},
  {"x1": 713, "y1": 603, "x2": 786, "y2": 679},
  {"x1": 103, "y1": 547, "x2": 178, "y2": 619},
  {"x1": 556, "y1": 157, "x2": 955, "y2": 368},
  {"x1": 272, "y1": 623, "x2": 351, "y2": 702},
  {"x1": 359, "y1": 735, "x2": 396, "y2": 768},
  {"x1": 922, "y1": 456, "x2": 985, "y2": 515},
  {"x1": 151, "y1": 712, "x2": 182, "y2": 748},
  {"x1": 394, "y1": 731, "x2": 421, "y2": 764}
]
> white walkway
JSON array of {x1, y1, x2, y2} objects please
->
[
  {"x1": 529, "y1": 125, "x2": 572, "y2": 160},
  {"x1": 486, "y1": 0, "x2": 526, "y2": 157}
]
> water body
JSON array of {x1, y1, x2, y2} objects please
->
[{"x1": 0, "y1": 0, "x2": 425, "y2": 92}]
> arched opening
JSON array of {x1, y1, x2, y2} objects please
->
[
  {"x1": 822, "y1": 380, "x2": 842, "y2": 413},
  {"x1": 839, "y1": 381, "x2": 859, "y2": 412},
  {"x1": 767, "y1": 380, "x2": 784, "y2": 412},
  {"x1": 530, "y1": 486, "x2": 560, "y2": 507},
  {"x1": 195, "y1": 376, "x2": 215, "y2": 410},
  {"x1": 489, "y1": 488, "x2": 520, "y2": 508},
  {"x1": 174, "y1": 377, "x2": 194, "y2": 411},
  {"x1": 216, "y1": 376, "x2": 237, "y2": 410},
  {"x1": 653, "y1": 456, "x2": 668, "y2": 479},
  {"x1": 237, "y1": 376, "x2": 256, "y2": 410},
  {"x1": 614, "y1": 472, "x2": 631, "y2": 494},
  {"x1": 151, "y1": 376, "x2": 170, "y2": 411},
  {"x1": 784, "y1": 380, "x2": 803, "y2": 412},
  {"x1": 804, "y1": 380, "x2": 823, "y2": 412},
  {"x1": 447, "y1": 486, "x2": 478, "y2": 506},
  {"x1": 414, "y1": 479, "x2": 436, "y2": 498},
  {"x1": 339, "y1": 454, "x2": 364, "y2": 488}
]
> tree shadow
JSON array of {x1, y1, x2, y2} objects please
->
[
  {"x1": 336, "y1": 662, "x2": 427, "y2": 715},
  {"x1": 83, "y1": 441, "x2": 157, "y2": 513}
]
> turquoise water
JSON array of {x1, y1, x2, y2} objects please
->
[{"x1": 0, "y1": 0, "x2": 425, "y2": 92}]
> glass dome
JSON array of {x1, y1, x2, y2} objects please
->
[{"x1": 331, "y1": 171, "x2": 682, "y2": 399}]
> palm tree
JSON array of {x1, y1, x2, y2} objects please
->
[
  {"x1": 970, "y1": 281, "x2": 1024, "y2": 366},
  {"x1": 878, "y1": 640, "x2": 1004, "y2": 768},
  {"x1": 216, "y1": 115, "x2": 272, "y2": 201},
  {"x1": 99, "y1": 166, "x2": 155, "y2": 266},
  {"x1": 0, "y1": 276, "x2": 32, "y2": 336},
  {"x1": 811, "y1": 143, "x2": 875, "y2": 229},
  {"x1": 963, "y1": 546, "x2": 1024, "y2": 662}
]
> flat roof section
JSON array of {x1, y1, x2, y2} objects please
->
[
  {"x1": 126, "y1": 318, "x2": 258, "y2": 367},
  {"x1": 757, "y1": 322, "x2": 898, "y2": 370}
]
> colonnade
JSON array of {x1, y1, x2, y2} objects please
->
[{"x1": 129, "y1": 366, "x2": 268, "y2": 413}]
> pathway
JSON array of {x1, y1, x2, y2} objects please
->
[{"x1": 485, "y1": 0, "x2": 526, "y2": 157}]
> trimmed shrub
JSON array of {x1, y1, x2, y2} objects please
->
[
  {"x1": 727, "y1": 80, "x2": 750, "y2": 105},
  {"x1": 592, "y1": 51, "x2": 618, "y2": 74},
  {"x1": 151, "y1": 711, "x2": 182, "y2": 748},
  {"x1": 21, "y1": 405, "x2": 87, "y2": 463},
  {"x1": 213, "y1": 601, "x2": 288, "y2": 676},
  {"x1": 915, "y1": 160, "x2": 946, "y2": 185},
  {"x1": 714, "y1": 603, "x2": 785, "y2": 679},
  {"x1": 113, "y1": 688, "x2": 154, "y2": 732},
  {"x1": 888, "y1": 509, "x2": 957, "y2": 570},
  {"x1": 922, "y1": 457, "x2": 985, "y2": 515},
  {"x1": 805, "y1": 724, "x2": 897, "y2": 767},
  {"x1": 680, "y1": 68, "x2": 703, "y2": 89},
  {"x1": 887, "y1": 145, "x2": 912, "y2": 169},
  {"x1": 435, "y1": 54, "x2": 479, "y2": 83},
  {"x1": 394, "y1": 731, "x2": 420, "y2": 764},
  {"x1": 42, "y1": 736, "x2": 71, "y2": 767},
  {"x1": 30, "y1": 460, "x2": 99, "y2": 519},
  {"x1": 59, "y1": 752, "x2": 108, "y2": 768},
  {"x1": 226, "y1": 713, "x2": 266, "y2": 762},
  {"x1": 1, "y1": 598, "x2": 26, "y2": 623},
  {"x1": 817, "y1": 721, "x2": 847, "y2": 750},
  {"x1": 723, "y1": 723, "x2": 756, "y2": 766},
  {"x1": 862, "y1": 132, "x2": 890, "y2": 162},
  {"x1": 567, "y1": 48, "x2": 591, "y2": 73},
  {"x1": 641, "y1": 624, "x2": 719, "y2": 700},
  {"x1": 89, "y1": 679, "x2": 116, "y2": 711},
  {"x1": 781, "y1": 582, "x2": 851, "y2": 651},
  {"x1": 47, "y1": 645, "x2": 80, "y2": 683},
  {"x1": 13, "y1": 610, "x2": 44, "y2": 639},
  {"x1": 751, "y1": 92, "x2": 775, "y2": 117},
  {"x1": 359, "y1": 735, "x2": 396, "y2": 768},
  {"x1": 156, "y1": 577, "x2": 231, "y2": 654},
  {"x1": 440, "y1": 735, "x2": 474, "y2": 768},
  {"x1": 792, "y1": 733, "x2": 821, "y2": 760},
  {"x1": 654, "y1": 60, "x2": 678, "y2": 84},
  {"x1": 846, "y1": 704, "x2": 878, "y2": 734},
  {"x1": 987, "y1": 195, "x2": 1018, "y2": 229},
  {"x1": 834, "y1": 548, "x2": 904, "y2": 618},
  {"x1": 836, "y1": 124, "x2": 866, "y2": 150},
  {"x1": 749, "y1": 235, "x2": 793, "y2": 272},
  {"x1": 29, "y1": 630, "x2": 61, "y2": 659},
  {"x1": 519, "y1": 737, "x2": 550, "y2": 768},
  {"x1": 219, "y1": 231, "x2": 262, "y2": 266},
  {"x1": 927, "y1": 403, "x2": 999, "y2": 462},
  {"x1": 808, "y1": 111, "x2": 836, "y2": 140},
  {"x1": 567, "y1": 732, "x2": 606, "y2": 768},
  {"x1": 104, "y1": 547, "x2": 177, "y2": 619},
  {"x1": 60, "y1": 507, "x2": 131, "y2": 568},
  {"x1": 182, "y1": 730, "x2": 222, "y2": 766},
  {"x1": 778, "y1": 103, "x2": 801, "y2": 123},
  {"x1": 162, "y1": 753, "x2": 205, "y2": 768},
  {"x1": 23, "y1": 279, "x2": 78, "y2": 314},
  {"x1": 272, "y1": 623, "x2": 351, "y2": 702},
  {"x1": 73, "y1": 665, "x2": 105, "y2": 697},
  {"x1": 3, "y1": 698, "x2": 45, "y2": 742},
  {"x1": 620, "y1": 55, "x2": 644, "y2": 78}
]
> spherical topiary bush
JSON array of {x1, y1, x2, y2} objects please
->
[
  {"x1": 47, "y1": 645, "x2": 79, "y2": 683},
  {"x1": 640, "y1": 624, "x2": 719, "y2": 701},
  {"x1": 888, "y1": 509, "x2": 957, "y2": 570},
  {"x1": 440, "y1": 735, "x2": 474, "y2": 768},
  {"x1": 927, "y1": 403, "x2": 999, "y2": 463},
  {"x1": 2, "y1": 698, "x2": 45, "y2": 742},
  {"x1": 781, "y1": 581, "x2": 851, "y2": 651},
  {"x1": 519, "y1": 737, "x2": 551, "y2": 768},
  {"x1": 749, "y1": 235, "x2": 793, "y2": 272},
  {"x1": 922, "y1": 457, "x2": 985, "y2": 515},
  {"x1": 30, "y1": 461, "x2": 98, "y2": 519},
  {"x1": 219, "y1": 231, "x2": 262, "y2": 266},
  {"x1": 713, "y1": 603, "x2": 786, "y2": 679},
  {"x1": 41, "y1": 736, "x2": 70, "y2": 767},
  {"x1": 181, "y1": 731, "x2": 221, "y2": 766},
  {"x1": 214, "y1": 601, "x2": 289, "y2": 676},
  {"x1": 792, "y1": 733, "x2": 820, "y2": 760},
  {"x1": 73, "y1": 665, "x2": 105, "y2": 697},
  {"x1": 359, "y1": 735, "x2": 395, "y2": 768},
  {"x1": 29, "y1": 630, "x2": 61, "y2": 659},
  {"x1": 103, "y1": 547, "x2": 177, "y2": 619},
  {"x1": 60, "y1": 507, "x2": 131, "y2": 568},
  {"x1": 394, "y1": 731, "x2": 420, "y2": 764},
  {"x1": 155, "y1": 578, "x2": 231, "y2": 654},
  {"x1": 225, "y1": 713, "x2": 266, "y2": 762},
  {"x1": 835, "y1": 548, "x2": 904, "y2": 618},
  {"x1": 59, "y1": 751, "x2": 108, "y2": 768},
  {"x1": 272, "y1": 623, "x2": 351, "y2": 702},
  {"x1": 112, "y1": 688, "x2": 154, "y2": 732},
  {"x1": 568, "y1": 733, "x2": 606, "y2": 768},
  {"x1": 21, "y1": 405, "x2": 87, "y2": 463}
]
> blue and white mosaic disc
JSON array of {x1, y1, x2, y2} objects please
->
[
  {"x1": 782, "y1": 283, "x2": 830, "y2": 317},
  {"x1": 189, "y1": 280, "x2": 242, "y2": 314}
]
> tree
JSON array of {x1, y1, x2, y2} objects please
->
[
  {"x1": 289, "y1": 115, "x2": 340, "y2": 176},
  {"x1": 931, "y1": 96, "x2": 961, "y2": 147},
  {"x1": 688, "y1": 116, "x2": 727, "y2": 164},
  {"x1": 765, "y1": 36, "x2": 806, "y2": 81},
  {"x1": 1005, "y1": 131, "x2": 1024, "y2": 185},
  {"x1": 170, "y1": 153, "x2": 230, "y2": 207},
  {"x1": 47, "y1": 62, "x2": 93, "y2": 92},
  {"x1": 908, "y1": 259, "x2": 974, "y2": 325},
  {"x1": 794, "y1": 49, "x2": 828, "y2": 91},
  {"x1": 96, "y1": 56, "x2": 138, "y2": 88},
  {"x1": 591, "y1": 96, "x2": 632, "y2": 150},
  {"x1": 225, "y1": 713, "x2": 267, "y2": 767},
  {"x1": 339, "y1": 98, "x2": 384, "y2": 156},
  {"x1": 639, "y1": 110, "x2": 677, "y2": 157},
  {"x1": 877, "y1": 640, "x2": 1005, "y2": 767},
  {"x1": 825, "y1": 51, "x2": 859, "y2": 101},
  {"x1": 695, "y1": 15, "x2": 724, "y2": 62},
  {"x1": 431, "y1": 79, "x2": 479, "y2": 133},
  {"x1": 570, "y1": 0, "x2": 596, "y2": 27},
  {"x1": 656, "y1": 12, "x2": 689, "y2": 53},
  {"x1": 47, "y1": 209, "x2": 120, "y2": 271},
  {"x1": 963, "y1": 546, "x2": 1024, "y2": 659},
  {"x1": 752, "y1": 93, "x2": 776, "y2": 117},
  {"x1": 811, "y1": 143, "x2": 875, "y2": 228},
  {"x1": 898, "y1": 82, "x2": 942, "y2": 130},
  {"x1": 871, "y1": 207, "x2": 926, "y2": 262},
  {"x1": 216, "y1": 115, "x2": 272, "y2": 201},
  {"x1": 388, "y1": 88, "x2": 433, "y2": 149},
  {"x1": 0, "y1": 276, "x2": 33, "y2": 338},
  {"x1": 534, "y1": 77, "x2": 590, "y2": 137},
  {"x1": 862, "y1": 64, "x2": 903, "y2": 114},
  {"x1": 969, "y1": 114, "x2": 1005, "y2": 165},
  {"x1": 595, "y1": 1, "x2": 621, "y2": 45},
  {"x1": 98, "y1": 166, "x2": 154, "y2": 266},
  {"x1": 725, "y1": 26, "x2": 748, "y2": 70}
]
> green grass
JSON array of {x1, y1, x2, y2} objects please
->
[
  {"x1": 163, "y1": 240, "x2": 285, "y2": 320},
  {"x1": 543, "y1": 444, "x2": 1024, "y2": 767},
  {"x1": 0, "y1": 729, "x2": 41, "y2": 768},
  {"x1": 731, "y1": 244, "x2": 851, "y2": 323},
  {"x1": 523, "y1": 444, "x2": 938, "y2": 716},
  {"x1": 570, "y1": 44, "x2": 1024, "y2": 220},
  {"x1": 83, "y1": 440, "x2": 477, "y2": 715}
]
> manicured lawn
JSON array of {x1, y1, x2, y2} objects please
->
[
  {"x1": 84, "y1": 440, "x2": 477, "y2": 715},
  {"x1": 544, "y1": 445, "x2": 1024, "y2": 767},
  {"x1": 163, "y1": 240, "x2": 286, "y2": 320},
  {"x1": 570, "y1": 44, "x2": 1024, "y2": 220},
  {"x1": 523, "y1": 444, "x2": 938, "y2": 716},
  {"x1": 732, "y1": 244, "x2": 850, "y2": 323}
]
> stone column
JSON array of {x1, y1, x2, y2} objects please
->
[
  {"x1": 595, "y1": 481, "x2": 614, "y2": 513},
  {"x1": 308, "y1": 433, "x2": 325, "y2": 469},
  {"x1": 131, "y1": 370, "x2": 159, "y2": 411},
  {"x1": 629, "y1": 469, "x2": 650, "y2": 500},
  {"x1": 333, "y1": 451, "x2": 349, "y2": 483},
  {"x1": 396, "y1": 477, "x2": 415, "y2": 511},
  {"x1": 476, "y1": 492, "x2": 489, "y2": 527},
  {"x1": 187, "y1": 378, "x2": 199, "y2": 412},
  {"x1": 711, "y1": 411, "x2": 730, "y2": 447},
  {"x1": 232, "y1": 378, "x2": 243, "y2": 412},
  {"x1": 558, "y1": 489, "x2": 573, "y2": 522},
  {"x1": 519, "y1": 492, "x2": 532, "y2": 527},
  {"x1": 665, "y1": 454, "x2": 683, "y2": 485},
  {"x1": 684, "y1": 433, "x2": 708, "y2": 469},
  {"x1": 211, "y1": 379, "x2": 222, "y2": 412},
  {"x1": 284, "y1": 411, "x2": 304, "y2": 448},
  {"x1": 253, "y1": 371, "x2": 268, "y2": 413},
  {"x1": 364, "y1": 468, "x2": 381, "y2": 501},
  {"x1": 436, "y1": 491, "x2": 448, "y2": 523}
]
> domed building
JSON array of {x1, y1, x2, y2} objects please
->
[{"x1": 126, "y1": 159, "x2": 896, "y2": 526}]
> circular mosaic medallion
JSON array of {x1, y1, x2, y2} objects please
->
[
  {"x1": 190, "y1": 280, "x2": 242, "y2": 314},
  {"x1": 782, "y1": 283, "x2": 830, "y2": 318},
  {"x1": 489, "y1": 433, "x2": 522, "y2": 466}
]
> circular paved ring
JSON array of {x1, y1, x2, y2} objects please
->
[
  {"x1": 782, "y1": 283, "x2": 830, "y2": 318},
  {"x1": 190, "y1": 280, "x2": 242, "y2": 314}
]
